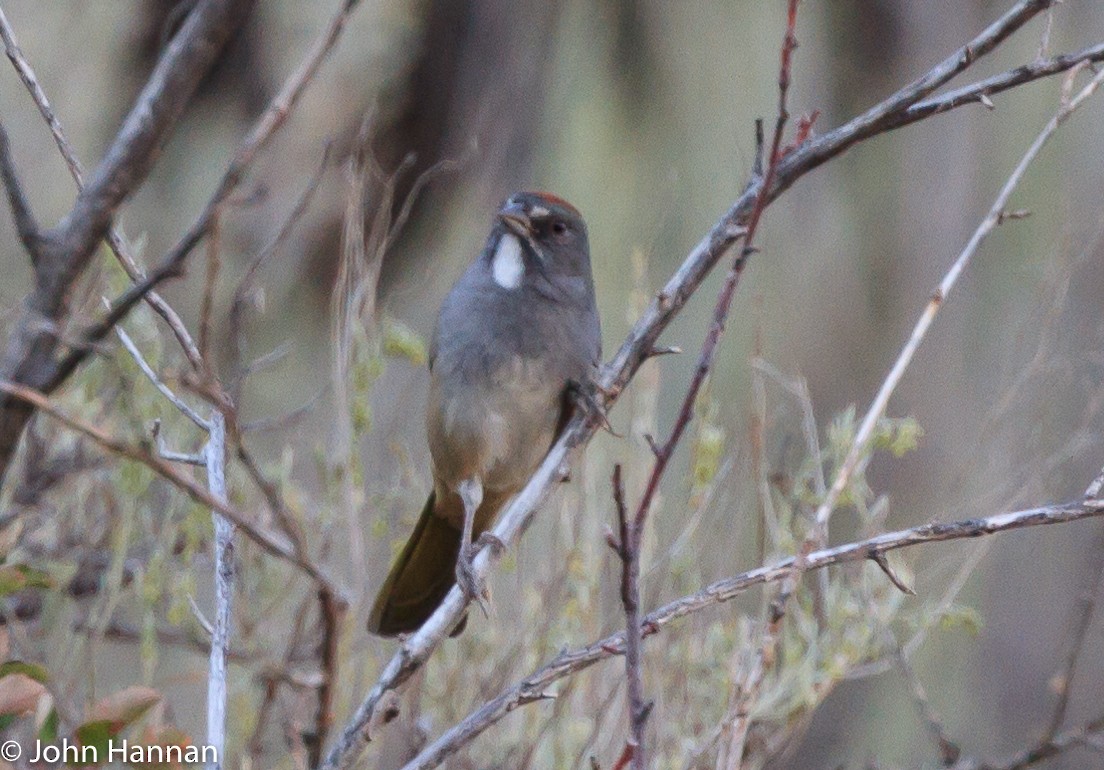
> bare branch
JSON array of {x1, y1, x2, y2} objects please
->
[
  {"x1": 52, "y1": 0, "x2": 368, "y2": 384},
  {"x1": 0, "y1": 123, "x2": 42, "y2": 267},
  {"x1": 0, "y1": 6, "x2": 84, "y2": 177},
  {"x1": 905, "y1": 40, "x2": 1104, "y2": 122},
  {"x1": 0, "y1": 5, "x2": 204, "y2": 369},
  {"x1": 951, "y1": 714, "x2": 1104, "y2": 770},
  {"x1": 1041, "y1": 527, "x2": 1104, "y2": 743},
  {"x1": 610, "y1": 464, "x2": 649, "y2": 769},
  {"x1": 205, "y1": 411, "x2": 234, "y2": 770},
  {"x1": 115, "y1": 326, "x2": 208, "y2": 429}
]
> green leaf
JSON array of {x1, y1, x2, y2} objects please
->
[
  {"x1": 939, "y1": 604, "x2": 984, "y2": 636},
  {"x1": 0, "y1": 564, "x2": 52, "y2": 596},
  {"x1": 38, "y1": 707, "x2": 58, "y2": 744},
  {"x1": 0, "y1": 660, "x2": 49, "y2": 683},
  {"x1": 382, "y1": 319, "x2": 428, "y2": 366},
  {"x1": 75, "y1": 719, "x2": 113, "y2": 765}
]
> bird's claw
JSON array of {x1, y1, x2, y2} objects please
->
[
  {"x1": 455, "y1": 548, "x2": 490, "y2": 618},
  {"x1": 568, "y1": 378, "x2": 618, "y2": 436}
]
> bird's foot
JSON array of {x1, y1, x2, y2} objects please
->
[
  {"x1": 455, "y1": 546, "x2": 491, "y2": 618},
  {"x1": 568, "y1": 378, "x2": 618, "y2": 436}
]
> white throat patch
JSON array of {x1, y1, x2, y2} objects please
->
[{"x1": 492, "y1": 233, "x2": 524, "y2": 290}]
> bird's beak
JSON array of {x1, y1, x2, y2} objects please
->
[{"x1": 497, "y1": 201, "x2": 532, "y2": 238}]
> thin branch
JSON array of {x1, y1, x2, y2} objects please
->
[
  {"x1": 0, "y1": 0, "x2": 256, "y2": 486},
  {"x1": 199, "y1": 212, "x2": 224, "y2": 377},
  {"x1": 313, "y1": 586, "x2": 344, "y2": 767},
  {"x1": 115, "y1": 326, "x2": 208, "y2": 429},
  {"x1": 610, "y1": 465, "x2": 649, "y2": 769},
  {"x1": 951, "y1": 714, "x2": 1104, "y2": 770},
  {"x1": 0, "y1": 6, "x2": 83, "y2": 177},
  {"x1": 889, "y1": 630, "x2": 961, "y2": 764},
  {"x1": 0, "y1": 123, "x2": 43, "y2": 267},
  {"x1": 1041, "y1": 525, "x2": 1104, "y2": 742},
  {"x1": 205, "y1": 411, "x2": 234, "y2": 770},
  {"x1": 810, "y1": 66, "x2": 1104, "y2": 538},
  {"x1": 905, "y1": 40, "x2": 1104, "y2": 123},
  {"x1": 400, "y1": 495, "x2": 1104, "y2": 770}
]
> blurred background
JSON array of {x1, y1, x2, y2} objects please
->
[{"x1": 1, "y1": 1, "x2": 1104, "y2": 768}]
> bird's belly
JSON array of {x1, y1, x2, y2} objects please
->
[{"x1": 427, "y1": 354, "x2": 563, "y2": 495}]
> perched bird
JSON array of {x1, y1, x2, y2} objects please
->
[{"x1": 368, "y1": 192, "x2": 601, "y2": 636}]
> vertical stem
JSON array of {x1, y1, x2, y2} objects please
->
[{"x1": 206, "y1": 410, "x2": 234, "y2": 770}]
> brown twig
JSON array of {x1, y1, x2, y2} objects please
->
[
  {"x1": 889, "y1": 630, "x2": 961, "y2": 765},
  {"x1": 663, "y1": 5, "x2": 802, "y2": 766},
  {"x1": 1041, "y1": 524, "x2": 1104, "y2": 743},
  {"x1": 199, "y1": 211, "x2": 224, "y2": 378},
  {"x1": 609, "y1": 464, "x2": 650, "y2": 768},
  {"x1": 950, "y1": 714, "x2": 1104, "y2": 770},
  {"x1": 313, "y1": 586, "x2": 344, "y2": 767},
  {"x1": 398, "y1": 493, "x2": 1104, "y2": 770}
]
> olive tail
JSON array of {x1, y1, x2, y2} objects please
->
[{"x1": 368, "y1": 492, "x2": 463, "y2": 636}]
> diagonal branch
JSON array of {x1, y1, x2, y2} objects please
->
[
  {"x1": 0, "y1": 124, "x2": 43, "y2": 268},
  {"x1": 906, "y1": 40, "x2": 1104, "y2": 120}
]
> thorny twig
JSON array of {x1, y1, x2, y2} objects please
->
[
  {"x1": 609, "y1": 464, "x2": 651, "y2": 769},
  {"x1": 609, "y1": 4, "x2": 801, "y2": 767}
]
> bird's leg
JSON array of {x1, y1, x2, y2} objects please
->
[{"x1": 455, "y1": 477, "x2": 489, "y2": 615}]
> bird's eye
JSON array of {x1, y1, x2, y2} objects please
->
[{"x1": 551, "y1": 220, "x2": 568, "y2": 236}]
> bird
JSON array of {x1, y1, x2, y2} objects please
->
[{"x1": 368, "y1": 191, "x2": 601, "y2": 637}]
